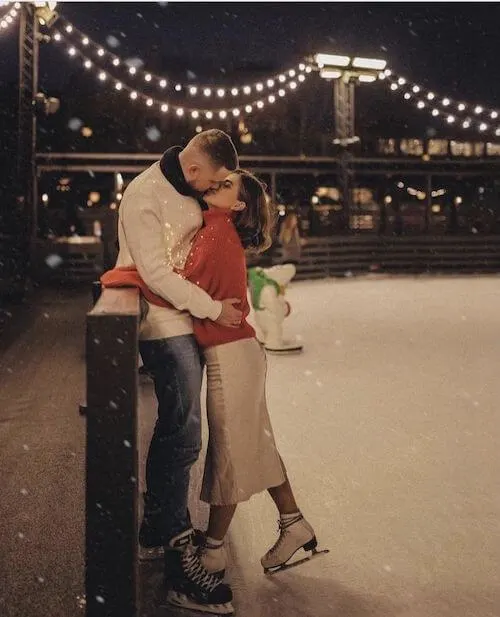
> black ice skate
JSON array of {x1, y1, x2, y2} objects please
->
[
  {"x1": 261, "y1": 513, "x2": 329, "y2": 575},
  {"x1": 165, "y1": 530, "x2": 234, "y2": 615}
]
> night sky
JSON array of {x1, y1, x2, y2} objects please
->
[{"x1": 1, "y1": 2, "x2": 500, "y2": 105}]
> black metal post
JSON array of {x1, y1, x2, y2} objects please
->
[
  {"x1": 17, "y1": 3, "x2": 39, "y2": 245},
  {"x1": 85, "y1": 288, "x2": 140, "y2": 617},
  {"x1": 334, "y1": 77, "x2": 355, "y2": 232}
]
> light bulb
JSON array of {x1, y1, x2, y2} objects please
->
[
  {"x1": 447, "y1": 115, "x2": 455, "y2": 123},
  {"x1": 412, "y1": 85, "x2": 420, "y2": 93},
  {"x1": 243, "y1": 86, "x2": 251, "y2": 95},
  {"x1": 129, "y1": 67, "x2": 137, "y2": 75},
  {"x1": 404, "y1": 93, "x2": 411, "y2": 100},
  {"x1": 84, "y1": 60, "x2": 92, "y2": 69},
  {"x1": 205, "y1": 111, "x2": 213, "y2": 119},
  {"x1": 176, "y1": 108, "x2": 184, "y2": 116},
  {"x1": 255, "y1": 83, "x2": 263, "y2": 92},
  {"x1": 288, "y1": 69, "x2": 296, "y2": 77},
  {"x1": 267, "y1": 79, "x2": 275, "y2": 88},
  {"x1": 432, "y1": 109, "x2": 439, "y2": 116},
  {"x1": 68, "y1": 47, "x2": 76, "y2": 56},
  {"x1": 490, "y1": 111, "x2": 498, "y2": 119},
  {"x1": 417, "y1": 101, "x2": 425, "y2": 109},
  {"x1": 397, "y1": 77, "x2": 406, "y2": 85},
  {"x1": 231, "y1": 88, "x2": 239, "y2": 96},
  {"x1": 130, "y1": 91, "x2": 138, "y2": 100},
  {"x1": 463, "y1": 120, "x2": 470, "y2": 128},
  {"x1": 203, "y1": 88, "x2": 211, "y2": 97},
  {"x1": 98, "y1": 49, "x2": 105, "y2": 57},
  {"x1": 299, "y1": 63, "x2": 305, "y2": 71},
  {"x1": 458, "y1": 103, "x2": 466, "y2": 111},
  {"x1": 146, "y1": 98, "x2": 154, "y2": 107},
  {"x1": 98, "y1": 71, "x2": 107, "y2": 81},
  {"x1": 479, "y1": 122, "x2": 487, "y2": 131},
  {"x1": 427, "y1": 92, "x2": 435, "y2": 100},
  {"x1": 268, "y1": 95, "x2": 276, "y2": 103},
  {"x1": 245, "y1": 104, "x2": 252, "y2": 113},
  {"x1": 232, "y1": 108, "x2": 240, "y2": 116},
  {"x1": 189, "y1": 86, "x2": 197, "y2": 95},
  {"x1": 278, "y1": 89, "x2": 285, "y2": 97},
  {"x1": 384, "y1": 69, "x2": 391, "y2": 76},
  {"x1": 159, "y1": 79, "x2": 167, "y2": 88},
  {"x1": 298, "y1": 74, "x2": 306, "y2": 82},
  {"x1": 219, "y1": 110, "x2": 227, "y2": 119},
  {"x1": 278, "y1": 74, "x2": 286, "y2": 82},
  {"x1": 161, "y1": 104, "x2": 168, "y2": 112},
  {"x1": 115, "y1": 82, "x2": 123, "y2": 90},
  {"x1": 390, "y1": 83, "x2": 398, "y2": 91},
  {"x1": 53, "y1": 33, "x2": 61, "y2": 41},
  {"x1": 191, "y1": 110, "x2": 199, "y2": 118},
  {"x1": 145, "y1": 74, "x2": 152, "y2": 82},
  {"x1": 289, "y1": 81, "x2": 297, "y2": 90},
  {"x1": 175, "y1": 84, "x2": 182, "y2": 92},
  {"x1": 217, "y1": 89, "x2": 225, "y2": 97},
  {"x1": 112, "y1": 58, "x2": 120, "y2": 66},
  {"x1": 442, "y1": 98, "x2": 450, "y2": 106},
  {"x1": 305, "y1": 66, "x2": 312, "y2": 73},
  {"x1": 257, "y1": 101, "x2": 264, "y2": 109},
  {"x1": 474, "y1": 106, "x2": 483, "y2": 114},
  {"x1": 65, "y1": 25, "x2": 73, "y2": 33},
  {"x1": 82, "y1": 37, "x2": 89, "y2": 45}
]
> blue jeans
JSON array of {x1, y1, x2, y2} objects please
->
[{"x1": 139, "y1": 334, "x2": 203, "y2": 543}]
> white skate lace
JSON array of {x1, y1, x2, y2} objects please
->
[
  {"x1": 267, "y1": 514, "x2": 303, "y2": 556},
  {"x1": 181, "y1": 546, "x2": 221, "y2": 593}
]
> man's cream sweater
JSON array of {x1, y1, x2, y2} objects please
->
[{"x1": 116, "y1": 161, "x2": 222, "y2": 340}]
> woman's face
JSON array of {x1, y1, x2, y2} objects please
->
[{"x1": 203, "y1": 172, "x2": 242, "y2": 210}]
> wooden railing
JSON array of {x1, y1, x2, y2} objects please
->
[
  {"x1": 84, "y1": 287, "x2": 140, "y2": 617},
  {"x1": 272, "y1": 235, "x2": 500, "y2": 280}
]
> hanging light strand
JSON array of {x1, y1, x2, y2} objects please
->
[
  {"x1": 381, "y1": 69, "x2": 500, "y2": 136},
  {"x1": 55, "y1": 15, "x2": 314, "y2": 98},
  {"x1": 0, "y1": 2, "x2": 20, "y2": 33},
  {"x1": 51, "y1": 28, "x2": 310, "y2": 120}
]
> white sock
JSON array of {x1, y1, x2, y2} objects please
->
[
  {"x1": 205, "y1": 535, "x2": 224, "y2": 548},
  {"x1": 280, "y1": 511, "x2": 301, "y2": 523}
]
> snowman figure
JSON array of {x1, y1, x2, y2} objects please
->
[{"x1": 247, "y1": 264, "x2": 303, "y2": 354}]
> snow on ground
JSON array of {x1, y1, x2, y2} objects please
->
[{"x1": 140, "y1": 275, "x2": 500, "y2": 617}]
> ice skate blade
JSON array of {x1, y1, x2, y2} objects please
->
[
  {"x1": 264, "y1": 345, "x2": 303, "y2": 355},
  {"x1": 166, "y1": 590, "x2": 234, "y2": 615},
  {"x1": 264, "y1": 548, "x2": 329, "y2": 575}
]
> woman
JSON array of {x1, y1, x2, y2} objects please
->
[
  {"x1": 278, "y1": 210, "x2": 303, "y2": 265},
  {"x1": 102, "y1": 170, "x2": 320, "y2": 579}
]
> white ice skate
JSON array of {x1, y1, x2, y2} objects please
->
[
  {"x1": 261, "y1": 514, "x2": 329, "y2": 574},
  {"x1": 199, "y1": 539, "x2": 228, "y2": 581}
]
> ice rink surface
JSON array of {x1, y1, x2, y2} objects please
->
[{"x1": 141, "y1": 275, "x2": 500, "y2": 617}]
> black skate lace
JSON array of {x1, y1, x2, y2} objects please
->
[
  {"x1": 268, "y1": 514, "x2": 303, "y2": 555},
  {"x1": 181, "y1": 546, "x2": 221, "y2": 593}
]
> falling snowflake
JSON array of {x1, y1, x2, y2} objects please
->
[
  {"x1": 68, "y1": 117, "x2": 83, "y2": 131},
  {"x1": 45, "y1": 254, "x2": 63, "y2": 269},
  {"x1": 146, "y1": 126, "x2": 161, "y2": 142},
  {"x1": 106, "y1": 35, "x2": 120, "y2": 48}
]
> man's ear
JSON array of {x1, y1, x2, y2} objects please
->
[{"x1": 232, "y1": 201, "x2": 246, "y2": 212}]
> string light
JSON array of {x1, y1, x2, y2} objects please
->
[
  {"x1": 0, "y1": 0, "x2": 18, "y2": 32},
  {"x1": 385, "y1": 69, "x2": 500, "y2": 134},
  {"x1": 50, "y1": 27, "x2": 310, "y2": 121},
  {"x1": 55, "y1": 15, "x2": 313, "y2": 99}
]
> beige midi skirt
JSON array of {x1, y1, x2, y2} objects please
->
[{"x1": 200, "y1": 337, "x2": 286, "y2": 505}]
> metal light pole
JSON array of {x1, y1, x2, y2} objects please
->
[
  {"x1": 315, "y1": 54, "x2": 386, "y2": 232},
  {"x1": 17, "y1": 2, "x2": 39, "y2": 244}
]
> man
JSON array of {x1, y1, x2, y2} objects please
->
[{"x1": 116, "y1": 130, "x2": 240, "y2": 614}]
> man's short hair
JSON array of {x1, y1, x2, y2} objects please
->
[{"x1": 189, "y1": 129, "x2": 239, "y2": 171}]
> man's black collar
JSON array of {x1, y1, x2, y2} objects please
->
[{"x1": 159, "y1": 146, "x2": 197, "y2": 197}]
